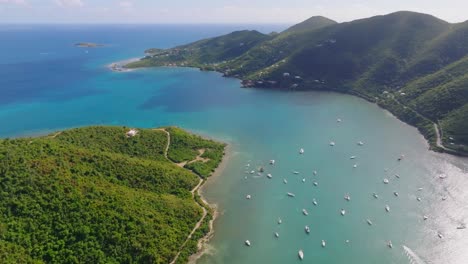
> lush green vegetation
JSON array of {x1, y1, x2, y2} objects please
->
[
  {"x1": 0, "y1": 126, "x2": 225, "y2": 263},
  {"x1": 166, "y1": 127, "x2": 226, "y2": 178},
  {"x1": 127, "y1": 11, "x2": 468, "y2": 154}
]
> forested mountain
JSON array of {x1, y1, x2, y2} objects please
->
[{"x1": 127, "y1": 11, "x2": 468, "y2": 154}]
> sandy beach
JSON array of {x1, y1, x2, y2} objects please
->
[{"x1": 107, "y1": 57, "x2": 141, "y2": 72}]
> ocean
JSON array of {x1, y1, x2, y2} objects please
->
[{"x1": 0, "y1": 24, "x2": 467, "y2": 264}]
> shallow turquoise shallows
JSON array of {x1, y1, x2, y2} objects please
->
[{"x1": 0, "y1": 25, "x2": 467, "y2": 264}]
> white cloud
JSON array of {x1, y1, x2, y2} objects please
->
[
  {"x1": 55, "y1": 0, "x2": 83, "y2": 8},
  {"x1": 119, "y1": 1, "x2": 133, "y2": 8},
  {"x1": 0, "y1": 0, "x2": 29, "y2": 6}
]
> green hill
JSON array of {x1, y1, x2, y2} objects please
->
[
  {"x1": 126, "y1": 11, "x2": 467, "y2": 155},
  {"x1": 0, "y1": 126, "x2": 225, "y2": 263}
]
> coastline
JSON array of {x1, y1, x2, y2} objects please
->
[
  {"x1": 122, "y1": 57, "x2": 467, "y2": 157},
  {"x1": 187, "y1": 143, "x2": 233, "y2": 264},
  {"x1": 107, "y1": 57, "x2": 141, "y2": 72}
]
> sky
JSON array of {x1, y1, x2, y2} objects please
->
[{"x1": 0, "y1": 0, "x2": 467, "y2": 24}]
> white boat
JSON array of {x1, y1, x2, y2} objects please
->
[
  {"x1": 275, "y1": 232, "x2": 279, "y2": 238},
  {"x1": 366, "y1": 219, "x2": 373, "y2": 225},
  {"x1": 329, "y1": 141, "x2": 336, "y2": 146},
  {"x1": 344, "y1": 194, "x2": 351, "y2": 201},
  {"x1": 423, "y1": 215, "x2": 428, "y2": 220},
  {"x1": 350, "y1": 156, "x2": 356, "y2": 159},
  {"x1": 245, "y1": 240, "x2": 251, "y2": 246},
  {"x1": 394, "y1": 192, "x2": 399, "y2": 197},
  {"x1": 267, "y1": 173, "x2": 273, "y2": 179},
  {"x1": 302, "y1": 178, "x2": 306, "y2": 183},
  {"x1": 417, "y1": 188, "x2": 423, "y2": 191},
  {"x1": 387, "y1": 241, "x2": 393, "y2": 248},
  {"x1": 287, "y1": 192, "x2": 295, "y2": 197},
  {"x1": 293, "y1": 171, "x2": 300, "y2": 175},
  {"x1": 305, "y1": 225, "x2": 310, "y2": 234},
  {"x1": 246, "y1": 194, "x2": 251, "y2": 200},
  {"x1": 394, "y1": 174, "x2": 400, "y2": 178},
  {"x1": 250, "y1": 170, "x2": 255, "y2": 174},
  {"x1": 283, "y1": 179, "x2": 288, "y2": 184},
  {"x1": 313, "y1": 182, "x2": 318, "y2": 186},
  {"x1": 269, "y1": 160, "x2": 275, "y2": 165},
  {"x1": 383, "y1": 178, "x2": 389, "y2": 184},
  {"x1": 341, "y1": 209, "x2": 346, "y2": 216},
  {"x1": 416, "y1": 197, "x2": 421, "y2": 201},
  {"x1": 373, "y1": 193, "x2": 379, "y2": 199},
  {"x1": 299, "y1": 148, "x2": 304, "y2": 154},
  {"x1": 442, "y1": 196, "x2": 447, "y2": 201},
  {"x1": 385, "y1": 205, "x2": 390, "y2": 212},
  {"x1": 357, "y1": 141, "x2": 364, "y2": 146},
  {"x1": 437, "y1": 233, "x2": 443, "y2": 239},
  {"x1": 278, "y1": 218, "x2": 282, "y2": 224},
  {"x1": 302, "y1": 209, "x2": 309, "y2": 216},
  {"x1": 313, "y1": 170, "x2": 317, "y2": 175},
  {"x1": 312, "y1": 199, "x2": 318, "y2": 206},
  {"x1": 337, "y1": 118, "x2": 342, "y2": 122},
  {"x1": 398, "y1": 154, "x2": 405, "y2": 161},
  {"x1": 298, "y1": 249, "x2": 304, "y2": 260},
  {"x1": 246, "y1": 163, "x2": 250, "y2": 167}
]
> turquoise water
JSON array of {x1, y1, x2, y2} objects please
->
[{"x1": 0, "y1": 25, "x2": 467, "y2": 264}]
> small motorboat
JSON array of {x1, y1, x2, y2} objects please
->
[
  {"x1": 353, "y1": 164, "x2": 358, "y2": 168},
  {"x1": 366, "y1": 219, "x2": 373, "y2": 226},
  {"x1": 283, "y1": 179, "x2": 288, "y2": 184},
  {"x1": 394, "y1": 174, "x2": 400, "y2": 179},
  {"x1": 437, "y1": 233, "x2": 443, "y2": 239},
  {"x1": 442, "y1": 196, "x2": 447, "y2": 201},
  {"x1": 321, "y1": 240, "x2": 326, "y2": 247},
  {"x1": 305, "y1": 225, "x2": 310, "y2": 234},
  {"x1": 267, "y1": 173, "x2": 273, "y2": 179},
  {"x1": 423, "y1": 215, "x2": 428, "y2": 220},
  {"x1": 350, "y1": 156, "x2": 356, "y2": 159},
  {"x1": 418, "y1": 187, "x2": 423, "y2": 191},
  {"x1": 344, "y1": 194, "x2": 351, "y2": 201},
  {"x1": 373, "y1": 193, "x2": 379, "y2": 199},
  {"x1": 259, "y1": 167, "x2": 265, "y2": 173},
  {"x1": 394, "y1": 192, "x2": 399, "y2": 197},
  {"x1": 337, "y1": 118, "x2": 342, "y2": 122},
  {"x1": 357, "y1": 141, "x2": 364, "y2": 146},
  {"x1": 313, "y1": 182, "x2": 318, "y2": 186},
  {"x1": 417, "y1": 197, "x2": 421, "y2": 201},
  {"x1": 293, "y1": 171, "x2": 300, "y2": 175},
  {"x1": 313, "y1": 170, "x2": 317, "y2": 175},
  {"x1": 298, "y1": 249, "x2": 304, "y2": 260},
  {"x1": 278, "y1": 218, "x2": 282, "y2": 224},
  {"x1": 274, "y1": 232, "x2": 279, "y2": 238},
  {"x1": 287, "y1": 192, "x2": 296, "y2": 197},
  {"x1": 383, "y1": 178, "x2": 389, "y2": 184},
  {"x1": 397, "y1": 154, "x2": 405, "y2": 161},
  {"x1": 250, "y1": 170, "x2": 255, "y2": 174},
  {"x1": 245, "y1": 240, "x2": 251, "y2": 246},
  {"x1": 385, "y1": 205, "x2": 390, "y2": 212},
  {"x1": 302, "y1": 178, "x2": 306, "y2": 183},
  {"x1": 329, "y1": 141, "x2": 336, "y2": 146},
  {"x1": 312, "y1": 199, "x2": 318, "y2": 206},
  {"x1": 387, "y1": 241, "x2": 393, "y2": 248},
  {"x1": 302, "y1": 209, "x2": 309, "y2": 216},
  {"x1": 246, "y1": 195, "x2": 252, "y2": 200},
  {"x1": 269, "y1": 159, "x2": 275, "y2": 165},
  {"x1": 341, "y1": 209, "x2": 346, "y2": 216},
  {"x1": 299, "y1": 148, "x2": 304, "y2": 154}
]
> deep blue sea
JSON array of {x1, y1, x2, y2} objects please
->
[{"x1": 0, "y1": 24, "x2": 467, "y2": 264}]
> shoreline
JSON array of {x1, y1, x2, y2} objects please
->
[
  {"x1": 122, "y1": 57, "x2": 467, "y2": 157},
  {"x1": 187, "y1": 143, "x2": 233, "y2": 264},
  {"x1": 107, "y1": 57, "x2": 141, "y2": 72}
]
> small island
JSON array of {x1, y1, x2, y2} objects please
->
[
  {"x1": 0, "y1": 126, "x2": 226, "y2": 263},
  {"x1": 74, "y1": 42, "x2": 104, "y2": 48}
]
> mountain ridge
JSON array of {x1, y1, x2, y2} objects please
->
[{"x1": 126, "y1": 11, "x2": 468, "y2": 155}]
